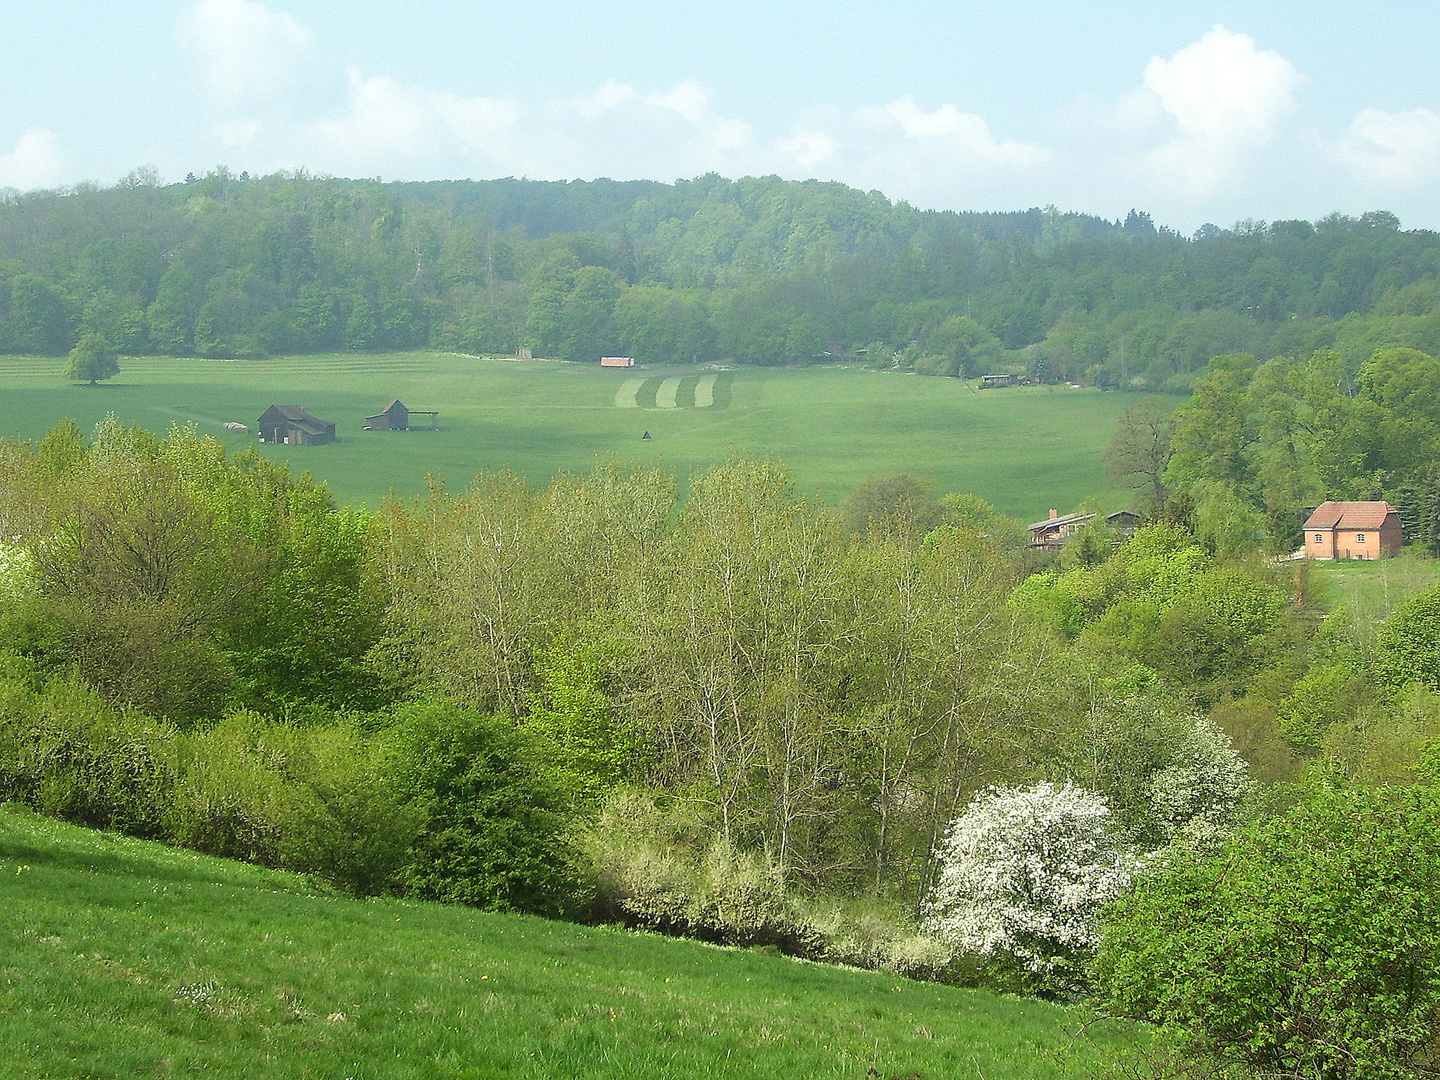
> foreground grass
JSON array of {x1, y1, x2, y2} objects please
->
[
  {"x1": 0, "y1": 806, "x2": 1135, "y2": 1079},
  {"x1": 0, "y1": 354, "x2": 1157, "y2": 519}
]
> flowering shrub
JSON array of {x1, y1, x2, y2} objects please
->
[
  {"x1": 0, "y1": 542, "x2": 35, "y2": 603},
  {"x1": 921, "y1": 782, "x2": 1138, "y2": 983},
  {"x1": 1145, "y1": 716, "x2": 1254, "y2": 852}
]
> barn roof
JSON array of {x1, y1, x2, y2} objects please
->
[{"x1": 1302, "y1": 501, "x2": 1398, "y2": 531}]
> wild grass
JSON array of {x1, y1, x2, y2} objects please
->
[
  {"x1": 0, "y1": 354, "x2": 1159, "y2": 519},
  {"x1": 1308, "y1": 550, "x2": 1440, "y2": 644},
  {"x1": 0, "y1": 805, "x2": 1137, "y2": 1079}
]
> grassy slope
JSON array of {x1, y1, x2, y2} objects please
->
[
  {"x1": 1307, "y1": 551, "x2": 1440, "y2": 645},
  {"x1": 0, "y1": 806, "x2": 1135, "y2": 1080},
  {"x1": 0, "y1": 354, "x2": 1160, "y2": 520}
]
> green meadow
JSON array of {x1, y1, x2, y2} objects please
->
[
  {"x1": 0, "y1": 354, "x2": 1157, "y2": 519},
  {"x1": 0, "y1": 806, "x2": 1136, "y2": 1080}
]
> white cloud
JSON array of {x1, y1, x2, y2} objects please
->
[
  {"x1": 873, "y1": 96, "x2": 1048, "y2": 167},
  {"x1": 179, "y1": 0, "x2": 313, "y2": 107},
  {"x1": 579, "y1": 80, "x2": 638, "y2": 118},
  {"x1": 311, "y1": 69, "x2": 520, "y2": 169},
  {"x1": 646, "y1": 79, "x2": 710, "y2": 125},
  {"x1": 776, "y1": 128, "x2": 837, "y2": 169},
  {"x1": 0, "y1": 129, "x2": 64, "y2": 190},
  {"x1": 1141, "y1": 25, "x2": 1301, "y2": 194},
  {"x1": 1336, "y1": 107, "x2": 1440, "y2": 187}
]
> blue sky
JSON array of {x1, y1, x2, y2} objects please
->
[{"x1": 2, "y1": 1, "x2": 1438, "y2": 231}]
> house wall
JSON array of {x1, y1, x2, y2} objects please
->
[{"x1": 1307, "y1": 525, "x2": 1402, "y2": 559}]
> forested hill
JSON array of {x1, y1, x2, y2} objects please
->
[{"x1": 2, "y1": 168, "x2": 1438, "y2": 390}]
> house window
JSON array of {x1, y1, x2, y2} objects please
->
[
  {"x1": 1314, "y1": 534, "x2": 1323, "y2": 543},
  {"x1": 1356, "y1": 533, "x2": 1365, "y2": 543}
]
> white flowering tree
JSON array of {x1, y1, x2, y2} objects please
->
[
  {"x1": 0, "y1": 541, "x2": 36, "y2": 603},
  {"x1": 1146, "y1": 716, "x2": 1255, "y2": 852},
  {"x1": 922, "y1": 782, "x2": 1138, "y2": 980}
]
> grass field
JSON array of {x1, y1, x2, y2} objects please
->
[
  {"x1": 1308, "y1": 551, "x2": 1440, "y2": 644},
  {"x1": 0, "y1": 354, "x2": 1162, "y2": 519},
  {"x1": 0, "y1": 805, "x2": 1137, "y2": 1079}
]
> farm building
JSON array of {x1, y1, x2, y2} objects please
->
[
  {"x1": 1028, "y1": 509, "x2": 1095, "y2": 549},
  {"x1": 600, "y1": 356, "x2": 636, "y2": 368},
  {"x1": 365, "y1": 400, "x2": 410, "y2": 430},
  {"x1": 258, "y1": 405, "x2": 337, "y2": 446},
  {"x1": 1106, "y1": 510, "x2": 1143, "y2": 538},
  {"x1": 1302, "y1": 501, "x2": 1403, "y2": 560},
  {"x1": 979, "y1": 374, "x2": 1015, "y2": 389}
]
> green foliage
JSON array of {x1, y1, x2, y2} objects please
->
[
  {"x1": 523, "y1": 636, "x2": 645, "y2": 808},
  {"x1": 1096, "y1": 783, "x2": 1440, "y2": 1080},
  {"x1": 841, "y1": 473, "x2": 945, "y2": 537},
  {"x1": 63, "y1": 331, "x2": 121, "y2": 385},
  {"x1": 384, "y1": 700, "x2": 585, "y2": 915},
  {"x1": 1372, "y1": 580, "x2": 1440, "y2": 694},
  {"x1": 0, "y1": 665, "x2": 174, "y2": 838},
  {"x1": 1, "y1": 419, "x2": 387, "y2": 721},
  {"x1": 170, "y1": 711, "x2": 419, "y2": 895}
]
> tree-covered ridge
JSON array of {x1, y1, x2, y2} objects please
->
[{"x1": 3, "y1": 169, "x2": 1438, "y2": 388}]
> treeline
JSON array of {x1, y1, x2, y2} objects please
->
[
  {"x1": 4, "y1": 418, "x2": 1437, "y2": 944},
  {"x1": 2, "y1": 169, "x2": 1440, "y2": 390},
  {"x1": 1134, "y1": 344, "x2": 1440, "y2": 551}
]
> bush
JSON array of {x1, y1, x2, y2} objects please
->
[
  {"x1": 0, "y1": 667, "x2": 175, "y2": 837},
  {"x1": 1095, "y1": 783, "x2": 1440, "y2": 1079},
  {"x1": 171, "y1": 712, "x2": 419, "y2": 895},
  {"x1": 921, "y1": 782, "x2": 1138, "y2": 990},
  {"x1": 384, "y1": 701, "x2": 586, "y2": 916},
  {"x1": 581, "y1": 791, "x2": 824, "y2": 955},
  {"x1": 1373, "y1": 580, "x2": 1440, "y2": 694}
]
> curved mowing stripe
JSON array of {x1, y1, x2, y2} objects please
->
[
  {"x1": 615, "y1": 377, "x2": 645, "y2": 409},
  {"x1": 655, "y1": 377, "x2": 682, "y2": 409},
  {"x1": 694, "y1": 374, "x2": 718, "y2": 408}
]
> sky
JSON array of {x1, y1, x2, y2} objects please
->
[{"x1": 2, "y1": 1, "x2": 1438, "y2": 233}]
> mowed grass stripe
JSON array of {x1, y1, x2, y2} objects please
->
[
  {"x1": 694, "y1": 374, "x2": 717, "y2": 407},
  {"x1": 655, "y1": 377, "x2": 683, "y2": 409},
  {"x1": 615, "y1": 377, "x2": 645, "y2": 409}
]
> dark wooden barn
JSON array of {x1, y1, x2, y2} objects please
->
[
  {"x1": 364, "y1": 399, "x2": 439, "y2": 431},
  {"x1": 258, "y1": 405, "x2": 337, "y2": 446},
  {"x1": 364, "y1": 400, "x2": 409, "y2": 430}
]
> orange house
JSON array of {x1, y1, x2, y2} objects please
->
[{"x1": 1302, "y1": 501, "x2": 1403, "y2": 560}]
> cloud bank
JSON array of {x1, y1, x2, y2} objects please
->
[{"x1": 162, "y1": 1, "x2": 1438, "y2": 230}]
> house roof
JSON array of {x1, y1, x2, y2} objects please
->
[
  {"x1": 1302, "y1": 501, "x2": 1398, "y2": 531},
  {"x1": 1027, "y1": 511, "x2": 1095, "y2": 533}
]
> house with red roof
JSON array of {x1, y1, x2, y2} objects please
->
[{"x1": 1301, "y1": 501, "x2": 1403, "y2": 560}]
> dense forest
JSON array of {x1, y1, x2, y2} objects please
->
[{"x1": 2, "y1": 168, "x2": 1440, "y2": 392}]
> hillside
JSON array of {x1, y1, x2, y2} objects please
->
[
  {"x1": 2, "y1": 172, "x2": 1438, "y2": 391},
  {"x1": 0, "y1": 805, "x2": 1136, "y2": 1079}
]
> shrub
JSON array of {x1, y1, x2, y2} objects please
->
[
  {"x1": 581, "y1": 791, "x2": 824, "y2": 955},
  {"x1": 1373, "y1": 580, "x2": 1440, "y2": 694},
  {"x1": 921, "y1": 782, "x2": 1138, "y2": 989},
  {"x1": 171, "y1": 712, "x2": 419, "y2": 895},
  {"x1": 1095, "y1": 783, "x2": 1440, "y2": 1080},
  {"x1": 384, "y1": 701, "x2": 586, "y2": 916},
  {"x1": 0, "y1": 667, "x2": 175, "y2": 837}
]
